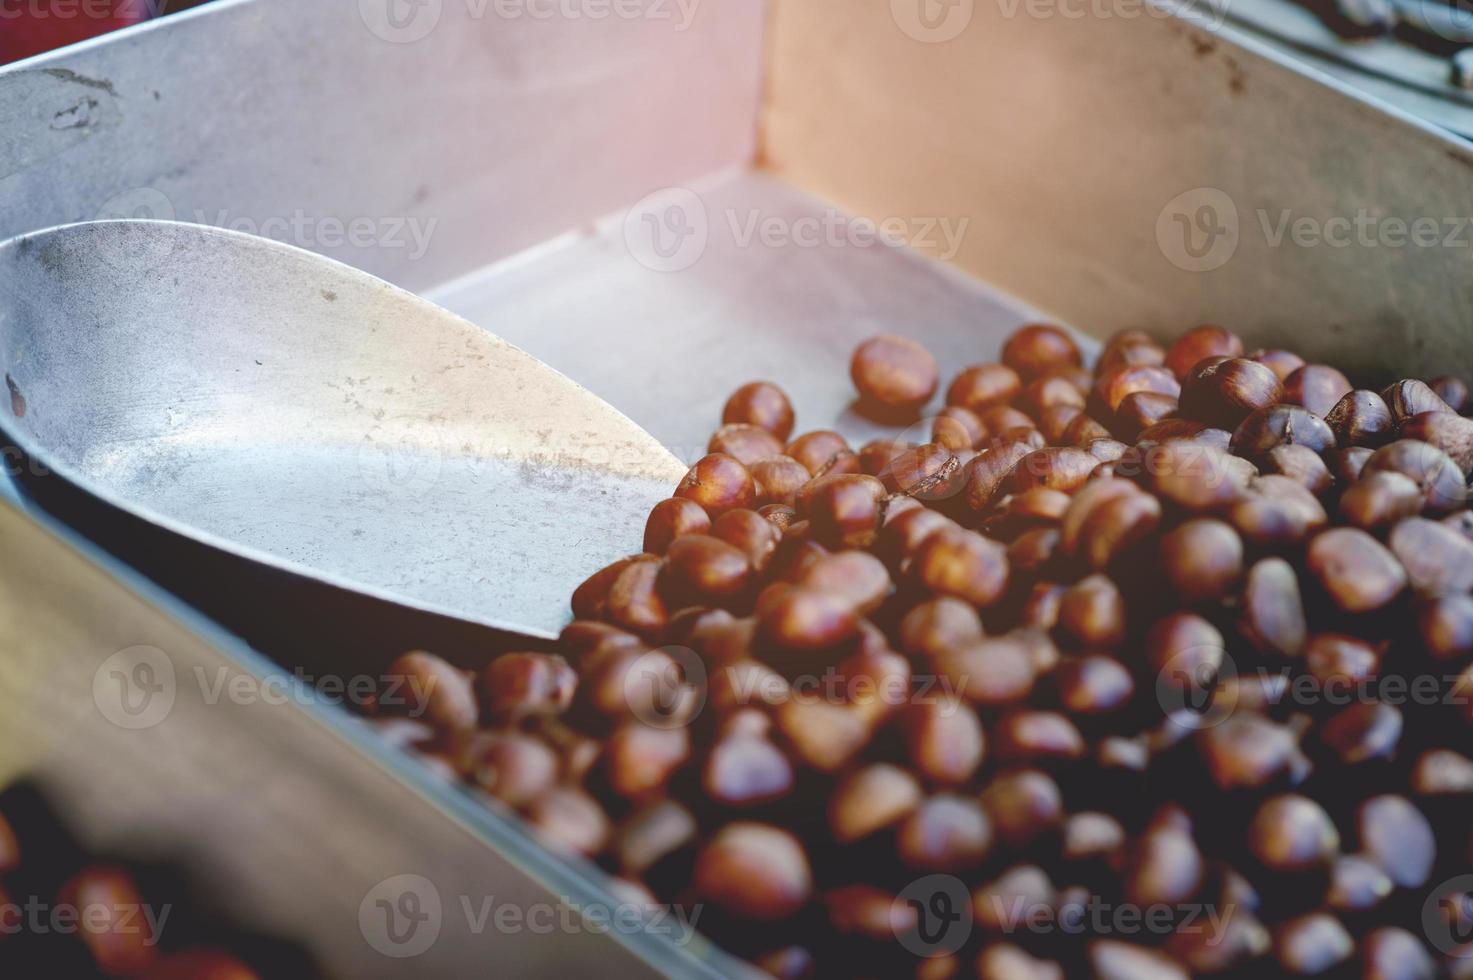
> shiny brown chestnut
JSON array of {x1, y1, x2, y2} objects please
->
[
  {"x1": 850, "y1": 334, "x2": 939, "y2": 414},
  {"x1": 1002, "y1": 323, "x2": 1082, "y2": 379},
  {"x1": 708, "y1": 423, "x2": 785, "y2": 466},
  {"x1": 1165, "y1": 324, "x2": 1244, "y2": 380},
  {"x1": 1229, "y1": 404, "x2": 1335, "y2": 457},
  {"x1": 643, "y1": 496, "x2": 712, "y2": 554},
  {"x1": 785, "y1": 429, "x2": 851, "y2": 476},
  {"x1": 675, "y1": 453, "x2": 756, "y2": 517},
  {"x1": 1325, "y1": 389, "x2": 1395, "y2": 448},
  {"x1": 723, "y1": 380, "x2": 795, "y2": 440},
  {"x1": 1179, "y1": 357, "x2": 1284, "y2": 430},
  {"x1": 947, "y1": 363, "x2": 1022, "y2": 412},
  {"x1": 1282, "y1": 364, "x2": 1353, "y2": 417}
]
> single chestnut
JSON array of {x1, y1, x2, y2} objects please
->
[
  {"x1": 1179, "y1": 357, "x2": 1283, "y2": 429},
  {"x1": 1362, "y1": 438, "x2": 1467, "y2": 513},
  {"x1": 786, "y1": 430, "x2": 852, "y2": 476},
  {"x1": 711, "y1": 507, "x2": 781, "y2": 571},
  {"x1": 805, "y1": 473, "x2": 885, "y2": 548},
  {"x1": 1324, "y1": 389, "x2": 1395, "y2": 447},
  {"x1": 1431, "y1": 374, "x2": 1470, "y2": 412},
  {"x1": 675, "y1": 453, "x2": 756, "y2": 517},
  {"x1": 851, "y1": 334, "x2": 940, "y2": 414},
  {"x1": 663, "y1": 534, "x2": 753, "y2": 603},
  {"x1": 723, "y1": 380, "x2": 795, "y2": 440},
  {"x1": 1283, "y1": 364, "x2": 1353, "y2": 417},
  {"x1": 828, "y1": 763, "x2": 923, "y2": 843},
  {"x1": 946, "y1": 363, "x2": 1022, "y2": 412},
  {"x1": 693, "y1": 823, "x2": 812, "y2": 920},
  {"x1": 644, "y1": 496, "x2": 712, "y2": 554},
  {"x1": 1002, "y1": 323, "x2": 1082, "y2": 379},
  {"x1": 481, "y1": 652, "x2": 577, "y2": 720},
  {"x1": 386, "y1": 650, "x2": 479, "y2": 731},
  {"x1": 1249, "y1": 347, "x2": 1306, "y2": 381},
  {"x1": 524, "y1": 786, "x2": 611, "y2": 857},
  {"x1": 897, "y1": 794, "x2": 993, "y2": 871},
  {"x1": 1248, "y1": 794, "x2": 1339, "y2": 870},
  {"x1": 1115, "y1": 390, "x2": 1179, "y2": 439},
  {"x1": 1017, "y1": 373, "x2": 1086, "y2": 419},
  {"x1": 1382, "y1": 377, "x2": 1453, "y2": 423},
  {"x1": 1399, "y1": 409, "x2": 1473, "y2": 474},
  {"x1": 903, "y1": 696, "x2": 985, "y2": 784},
  {"x1": 1160, "y1": 518, "x2": 1243, "y2": 602},
  {"x1": 756, "y1": 583, "x2": 859, "y2": 650},
  {"x1": 708, "y1": 423, "x2": 785, "y2": 465},
  {"x1": 1230, "y1": 404, "x2": 1335, "y2": 457},
  {"x1": 911, "y1": 525, "x2": 1010, "y2": 607},
  {"x1": 932, "y1": 404, "x2": 986, "y2": 451},
  {"x1": 1165, "y1": 324, "x2": 1244, "y2": 380}
]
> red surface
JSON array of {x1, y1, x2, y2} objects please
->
[{"x1": 0, "y1": 1, "x2": 149, "y2": 65}]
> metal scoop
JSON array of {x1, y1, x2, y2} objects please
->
[{"x1": 0, "y1": 221, "x2": 685, "y2": 639}]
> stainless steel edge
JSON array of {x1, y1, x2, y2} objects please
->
[
  {"x1": 0, "y1": 0, "x2": 767, "y2": 292},
  {"x1": 0, "y1": 486, "x2": 742, "y2": 978}
]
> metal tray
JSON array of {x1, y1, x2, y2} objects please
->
[{"x1": 3, "y1": 0, "x2": 1473, "y2": 975}]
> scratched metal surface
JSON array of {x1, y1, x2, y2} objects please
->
[{"x1": 0, "y1": 221, "x2": 685, "y2": 640}]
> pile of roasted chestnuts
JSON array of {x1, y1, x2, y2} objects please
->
[{"x1": 377, "y1": 323, "x2": 1473, "y2": 979}]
